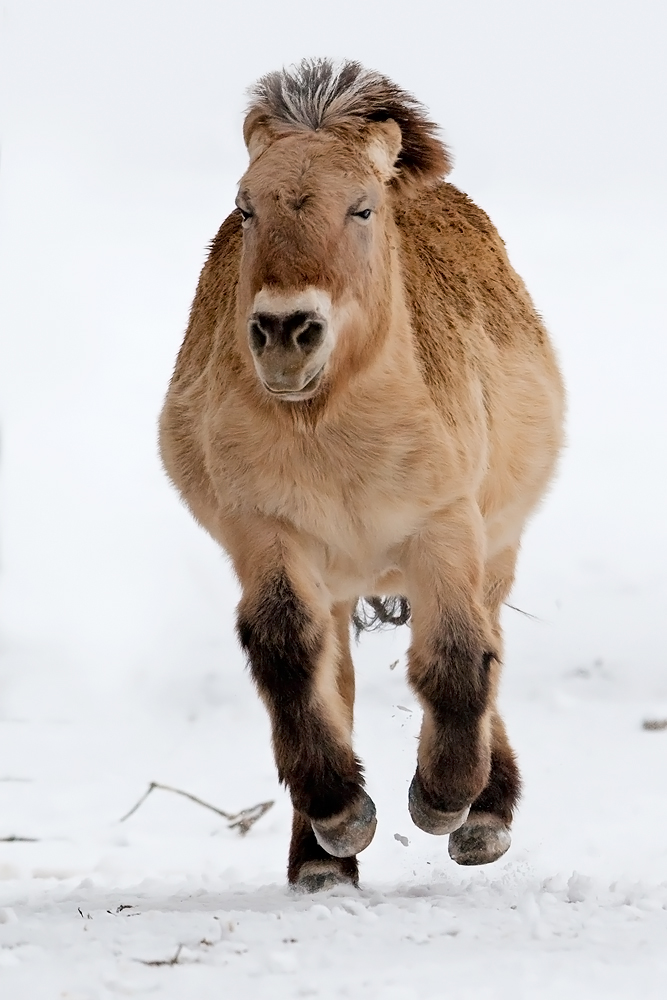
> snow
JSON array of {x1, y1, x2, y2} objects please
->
[{"x1": 1, "y1": 1, "x2": 666, "y2": 996}]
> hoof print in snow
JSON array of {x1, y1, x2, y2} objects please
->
[{"x1": 448, "y1": 813, "x2": 511, "y2": 865}]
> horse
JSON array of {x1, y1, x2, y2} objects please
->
[{"x1": 159, "y1": 59, "x2": 564, "y2": 891}]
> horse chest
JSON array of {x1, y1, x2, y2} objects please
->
[{"x1": 225, "y1": 424, "x2": 440, "y2": 557}]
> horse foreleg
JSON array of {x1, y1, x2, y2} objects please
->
[
  {"x1": 402, "y1": 501, "x2": 498, "y2": 840},
  {"x1": 231, "y1": 525, "x2": 375, "y2": 887}
]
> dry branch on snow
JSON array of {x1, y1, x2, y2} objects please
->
[{"x1": 119, "y1": 781, "x2": 274, "y2": 835}]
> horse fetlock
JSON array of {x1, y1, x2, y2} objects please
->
[
  {"x1": 408, "y1": 771, "x2": 470, "y2": 835},
  {"x1": 291, "y1": 859, "x2": 358, "y2": 893},
  {"x1": 311, "y1": 789, "x2": 377, "y2": 858},
  {"x1": 448, "y1": 811, "x2": 511, "y2": 865}
]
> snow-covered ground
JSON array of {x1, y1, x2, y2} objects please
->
[{"x1": 1, "y1": 1, "x2": 666, "y2": 996}]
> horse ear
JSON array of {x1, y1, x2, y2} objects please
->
[
  {"x1": 365, "y1": 120, "x2": 403, "y2": 183},
  {"x1": 365, "y1": 115, "x2": 450, "y2": 194},
  {"x1": 243, "y1": 109, "x2": 274, "y2": 162}
]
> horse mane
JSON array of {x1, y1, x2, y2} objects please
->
[{"x1": 244, "y1": 59, "x2": 451, "y2": 188}]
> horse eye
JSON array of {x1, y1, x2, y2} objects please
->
[
  {"x1": 353, "y1": 208, "x2": 372, "y2": 221},
  {"x1": 237, "y1": 206, "x2": 254, "y2": 227}
]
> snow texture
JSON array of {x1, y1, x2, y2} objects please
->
[{"x1": 1, "y1": 1, "x2": 666, "y2": 997}]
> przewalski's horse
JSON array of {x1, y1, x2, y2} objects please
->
[{"x1": 160, "y1": 60, "x2": 564, "y2": 891}]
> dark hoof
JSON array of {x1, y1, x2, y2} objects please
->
[
  {"x1": 291, "y1": 860, "x2": 358, "y2": 893},
  {"x1": 448, "y1": 812, "x2": 511, "y2": 865},
  {"x1": 311, "y1": 789, "x2": 377, "y2": 858},
  {"x1": 408, "y1": 773, "x2": 470, "y2": 835}
]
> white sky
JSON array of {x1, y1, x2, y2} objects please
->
[{"x1": 1, "y1": 0, "x2": 665, "y2": 196}]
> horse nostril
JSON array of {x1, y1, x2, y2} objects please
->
[
  {"x1": 250, "y1": 310, "x2": 325, "y2": 357},
  {"x1": 249, "y1": 321, "x2": 268, "y2": 355},
  {"x1": 295, "y1": 321, "x2": 325, "y2": 353}
]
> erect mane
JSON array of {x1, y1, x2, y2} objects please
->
[{"x1": 244, "y1": 59, "x2": 451, "y2": 187}]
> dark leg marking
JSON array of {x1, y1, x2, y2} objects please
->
[
  {"x1": 408, "y1": 633, "x2": 495, "y2": 833},
  {"x1": 237, "y1": 572, "x2": 375, "y2": 867},
  {"x1": 448, "y1": 716, "x2": 521, "y2": 865},
  {"x1": 468, "y1": 721, "x2": 521, "y2": 824}
]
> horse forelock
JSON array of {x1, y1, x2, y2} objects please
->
[
  {"x1": 245, "y1": 59, "x2": 452, "y2": 186},
  {"x1": 247, "y1": 60, "x2": 379, "y2": 131}
]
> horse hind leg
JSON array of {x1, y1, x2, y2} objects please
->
[
  {"x1": 448, "y1": 547, "x2": 521, "y2": 866},
  {"x1": 448, "y1": 711, "x2": 520, "y2": 864},
  {"x1": 287, "y1": 601, "x2": 367, "y2": 891}
]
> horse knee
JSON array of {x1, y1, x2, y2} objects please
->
[{"x1": 237, "y1": 571, "x2": 322, "y2": 701}]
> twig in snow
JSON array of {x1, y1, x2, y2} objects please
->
[
  {"x1": 642, "y1": 719, "x2": 667, "y2": 731},
  {"x1": 0, "y1": 835, "x2": 39, "y2": 842},
  {"x1": 139, "y1": 944, "x2": 184, "y2": 967},
  {"x1": 118, "y1": 781, "x2": 274, "y2": 835},
  {"x1": 228, "y1": 800, "x2": 274, "y2": 835}
]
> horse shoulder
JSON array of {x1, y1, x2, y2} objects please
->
[{"x1": 159, "y1": 210, "x2": 243, "y2": 522}]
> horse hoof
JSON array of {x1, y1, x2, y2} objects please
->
[
  {"x1": 291, "y1": 860, "x2": 358, "y2": 893},
  {"x1": 448, "y1": 812, "x2": 511, "y2": 865},
  {"x1": 408, "y1": 773, "x2": 470, "y2": 835},
  {"x1": 311, "y1": 790, "x2": 377, "y2": 858}
]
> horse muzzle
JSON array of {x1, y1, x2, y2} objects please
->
[{"x1": 248, "y1": 308, "x2": 331, "y2": 401}]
